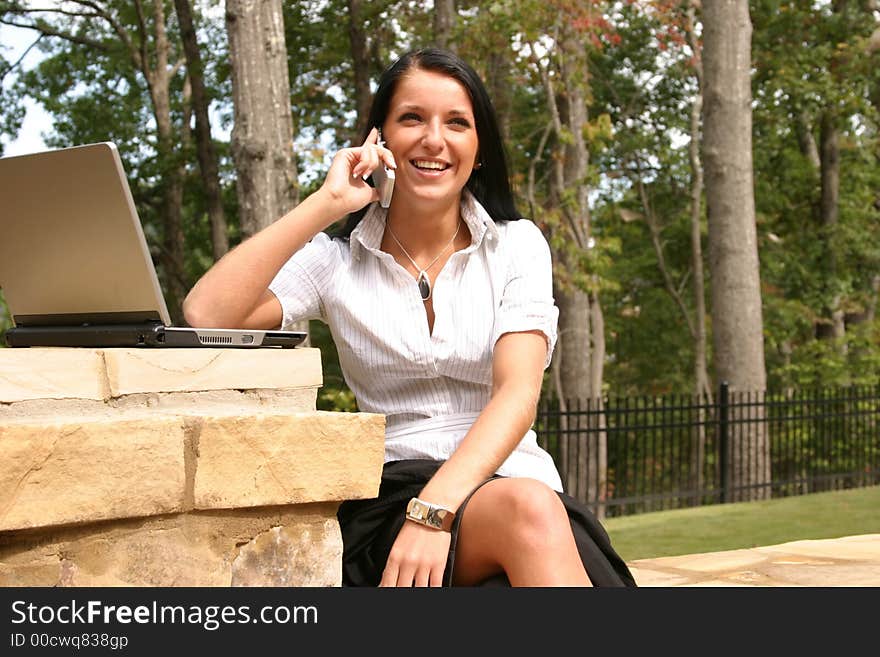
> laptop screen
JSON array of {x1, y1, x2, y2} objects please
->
[{"x1": 0, "y1": 142, "x2": 172, "y2": 328}]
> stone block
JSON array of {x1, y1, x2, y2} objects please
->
[
  {"x1": 194, "y1": 411, "x2": 385, "y2": 510},
  {"x1": 0, "y1": 348, "x2": 108, "y2": 402},
  {"x1": 103, "y1": 347, "x2": 323, "y2": 396},
  {"x1": 0, "y1": 416, "x2": 187, "y2": 531}
]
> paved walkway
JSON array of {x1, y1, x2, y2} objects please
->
[{"x1": 627, "y1": 533, "x2": 880, "y2": 586}]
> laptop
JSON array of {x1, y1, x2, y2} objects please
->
[{"x1": 0, "y1": 142, "x2": 306, "y2": 349}]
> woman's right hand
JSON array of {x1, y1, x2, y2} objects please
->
[
  {"x1": 318, "y1": 126, "x2": 397, "y2": 216},
  {"x1": 183, "y1": 130, "x2": 395, "y2": 331}
]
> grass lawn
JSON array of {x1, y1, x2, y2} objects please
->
[{"x1": 602, "y1": 485, "x2": 880, "y2": 562}]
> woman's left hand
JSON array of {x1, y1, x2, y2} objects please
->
[{"x1": 379, "y1": 521, "x2": 452, "y2": 587}]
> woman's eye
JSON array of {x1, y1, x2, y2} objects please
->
[
  {"x1": 399, "y1": 112, "x2": 422, "y2": 123},
  {"x1": 449, "y1": 118, "x2": 471, "y2": 128}
]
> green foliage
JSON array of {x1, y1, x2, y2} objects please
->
[
  {"x1": 772, "y1": 324, "x2": 880, "y2": 389},
  {"x1": 0, "y1": 50, "x2": 25, "y2": 154},
  {"x1": 751, "y1": 0, "x2": 880, "y2": 391},
  {"x1": 318, "y1": 387, "x2": 359, "y2": 413},
  {"x1": 1, "y1": 2, "x2": 241, "y2": 294},
  {"x1": 283, "y1": 0, "x2": 425, "y2": 181},
  {"x1": 283, "y1": 0, "x2": 358, "y2": 173},
  {"x1": 310, "y1": 319, "x2": 359, "y2": 412},
  {"x1": 585, "y1": 1, "x2": 707, "y2": 393},
  {"x1": 0, "y1": 289, "x2": 11, "y2": 346}
]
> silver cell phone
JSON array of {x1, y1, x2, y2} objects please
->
[
  {"x1": 372, "y1": 131, "x2": 395, "y2": 208},
  {"x1": 371, "y1": 163, "x2": 395, "y2": 208}
]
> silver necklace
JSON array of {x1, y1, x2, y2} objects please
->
[{"x1": 386, "y1": 219, "x2": 462, "y2": 301}]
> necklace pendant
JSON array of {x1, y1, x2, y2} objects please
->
[{"x1": 417, "y1": 270, "x2": 431, "y2": 301}]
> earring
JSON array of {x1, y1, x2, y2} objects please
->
[{"x1": 474, "y1": 162, "x2": 483, "y2": 170}]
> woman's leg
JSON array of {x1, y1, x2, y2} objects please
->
[{"x1": 451, "y1": 477, "x2": 592, "y2": 586}]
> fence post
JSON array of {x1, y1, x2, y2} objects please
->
[{"x1": 719, "y1": 381, "x2": 729, "y2": 503}]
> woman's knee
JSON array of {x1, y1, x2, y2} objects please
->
[
  {"x1": 453, "y1": 478, "x2": 579, "y2": 584},
  {"x1": 487, "y1": 479, "x2": 572, "y2": 550}
]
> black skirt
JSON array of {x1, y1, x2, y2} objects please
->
[{"x1": 336, "y1": 459, "x2": 637, "y2": 587}]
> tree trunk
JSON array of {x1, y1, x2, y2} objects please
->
[
  {"x1": 538, "y1": 25, "x2": 607, "y2": 517},
  {"x1": 485, "y1": 51, "x2": 512, "y2": 143},
  {"x1": 816, "y1": 111, "x2": 846, "y2": 341},
  {"x1": 174, "y1": 0, "x2": 229, "y2": 263},
  {"x1": 795, "y1": 110, "x2": 822, "y2": 170},
  {"x1": 347, "y1": 0, "x2": 372, "y2": 143},
  {"x1": 702, "y1": 0, "x2": 769, "y2": 501},
  {"x1": 686, "y1": 0, "x2": 710, "y2": 496},
  {"x1": 866, "y1": 275, "x2": 880, "y2": 323},
  {"x1": 433, "y1": 0, "x2": 456, "y2": 50},
  {"x1": 226, "y1": 0, "x2": 307, "y2": 340},
  {"x1": 685, "y1": 1, "x2": 711, "y2": 402},
  {"x1": 226, "y1": 0, "x2": 299, "y2": 237},
  {"x1": 143, "y1": 0, "x2": 188, "y2": 325}
]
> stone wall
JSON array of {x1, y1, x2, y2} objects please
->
[{"x1": 0, "y1": 347, "x2": 385, "y2": 586}]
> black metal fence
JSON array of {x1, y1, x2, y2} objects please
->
[{"x1": 535, "y1": 383, "x2": 880, "y2": 518}]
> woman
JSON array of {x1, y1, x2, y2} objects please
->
[{"x1": 184, "y1": 48, "x2": 635, "y2": 588}]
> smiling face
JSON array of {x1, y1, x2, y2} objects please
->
[{"x1": 381, "y1": 68, "x2": 480, "y2": 209}]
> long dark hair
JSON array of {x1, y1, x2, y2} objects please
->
[{"x1": 335, "y1": 47, "x2": 521, "y2": 238}]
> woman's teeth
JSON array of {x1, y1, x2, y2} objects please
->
[{"x1": 413, "y1": 160, "x2": 448, "y2": 171}]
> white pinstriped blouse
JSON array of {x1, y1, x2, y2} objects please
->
[{"x1": 269, "y1": 191, "x2": 563, "y2": 490}]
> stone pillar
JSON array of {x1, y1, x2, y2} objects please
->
[{"x1": 0, "y1": 347, "x2": 384, "y2": 586}]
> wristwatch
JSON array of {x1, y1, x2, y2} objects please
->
[{"x1": 405, "y1": 497, "x2": 456, "y2": 532}]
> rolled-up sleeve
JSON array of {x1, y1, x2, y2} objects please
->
[
  {"x1": 268, "y1": 232, "x2": 338, "y2": 329},
  {"x1": 492, "y1": 220, "x2": 559, "y2": 369}
]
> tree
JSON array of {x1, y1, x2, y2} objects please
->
[
  {"x1": 225, "y1": 0, "x2": 298, "y2": 237},
  {"x1": 683, "y1": 0, "x2": 710, "y2": 401},
  {"x1": 347, "y1": 0, "x2": 372, "y2": 141},
  {"x1": 497, "y1": 0, "x2": 615, "y2": 512},
  {"x1": 174, "y1": 0, "x2": 229, "y2": 262},
  {"x1": 0, "y1": 36, "x2": 28, "y2": 154},
  {"x1": 433, "y1": 0, "x2": 456, "y2": 49},
  {"x1": 702, "y1": 0, "x2": 769, "y2": 501},
  {"x1": 226, "y1": 0, "x2": 309, "y2": 340}
]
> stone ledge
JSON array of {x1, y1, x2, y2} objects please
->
[
  {"x1": 0, "y1": 411, "x2": 385, "y2": 532},
  {"x1": 0, "y1": 347, "x2": 323, "y2": 403},
  {"x1": 0, "y1": 503, "x2": 343, "y2": 587}
]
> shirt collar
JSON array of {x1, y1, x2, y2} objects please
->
[
  {"x1": 349, "y1": 189, "x2": 501, "y2": 261},
  {"x1": 349, "y1": 203, "x2": 386, "y2": 261}
]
